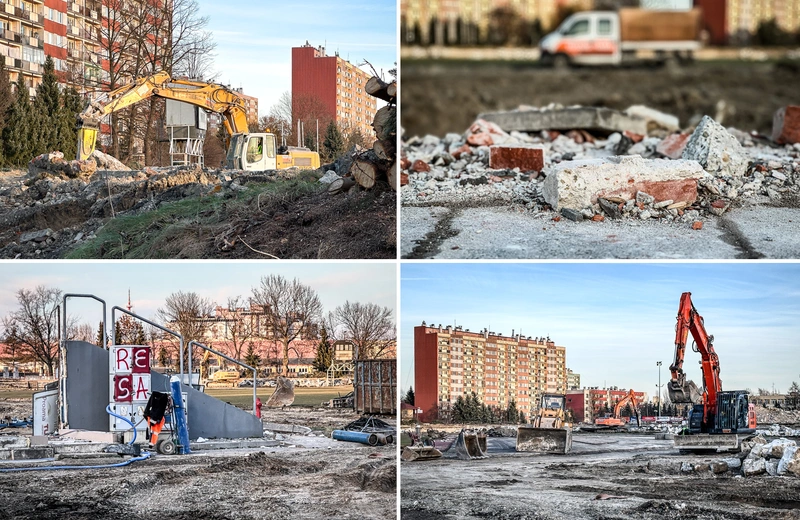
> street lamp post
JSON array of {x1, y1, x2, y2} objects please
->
[{"x1": 656, "y1": 361, "x2": 663, "y2": 417}]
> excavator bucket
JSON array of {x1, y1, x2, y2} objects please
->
[
  {"x1": 265, "y1": 376, "x2": 295, "y2": 407},
  {"x1": 516, "y1": 426, "x2": 572, "y2": 454},
  {"x1": 401, "y1": 445, "x2": 443, "y2": 462},
  {"x1": 668, "y1": 379, "x2": 701, "y2": 404},
  {"x1": 76, "y1": 127, "x2": 98, "y2": 161},
  {"x1": 453, "y1": 429, "x2": 487, "y2": 460}
]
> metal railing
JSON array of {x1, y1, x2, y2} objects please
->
[
  {"x1": 189, "y1": 340, "x2": 257, "y2": 415},
  {"x1": 111, "y1": 305, "x2": 184, "y2": 379}
]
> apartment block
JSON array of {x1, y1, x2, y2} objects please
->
[
  {"x1": 400, "y1": 0, "x2": 592, "y2": 45},
  {"x1": 414, "y1": 322, "x2": 567, "y2": 422},
  {"x1": 566, "y1": 368, "x2": 580, "y2": 390},
  {"x1": 696, "y1": 0, "x2": 800, "y2": 44},
  {"x1": 0, "y1": 0, "x2": 103, "y2": 95},
  {"x1": 291, "y1": 42, "x2": 377, "y2": 139}
]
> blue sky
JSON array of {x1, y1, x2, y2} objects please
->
[
  {"x1": 196, "y1": 1, "x2": 397, "y2": 117},
  {"x1": 401, "y1": 263, "x2": 800, "y2": 399},
  {"x1": 0, "y1": 262, "x2": 396, "y2": 331}
]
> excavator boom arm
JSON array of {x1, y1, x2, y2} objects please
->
[
  {"x1": 76, "y1": 72, "x2": 249, "y2": 160},
  {"x1": 668, "y1": 292, "x2": 722, "y2": 409}
]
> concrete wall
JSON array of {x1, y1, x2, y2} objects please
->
[{"x1": 63, "y1": 341, "x2": 109, "y2": 431}]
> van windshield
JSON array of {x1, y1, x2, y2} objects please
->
[{"x1": 563, "y1": 19, "x2": 589, "y2": 36}]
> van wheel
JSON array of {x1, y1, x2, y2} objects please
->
[{"x1": 553, "y1": 54, "x2": 570, "y2": 70}]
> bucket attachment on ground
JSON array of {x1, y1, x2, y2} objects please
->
[
  {"x1": 265, "y1": 376, "x2": 295, "y2": 407},
  {"x1": 516, "y1": 426, "x2": 572, "y2": 453},
  {"x1": 402, "y1": 445, "x2": 443, "y2": 461},
  {"x1": 453, "y1": 429, "x2": 487, "y2": 460}
]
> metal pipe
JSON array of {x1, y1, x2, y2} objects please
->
[
  {"x1": 170, "y1": 376, "x2": 191, "y2": 455},
  {"x1": 111, "y1": 306, "x2": 183, "y2": 380},
  {"x1": 331, "y1": 429, "x2": 378, "y2": 446},
  {"x1": 188, "y1": 340, "x2": 257, "y2": 415}
]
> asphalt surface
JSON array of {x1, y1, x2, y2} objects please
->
[{"x1": 401, "y1": 205, "x2": 800, "y2": 259}]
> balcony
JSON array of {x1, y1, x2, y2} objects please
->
[{"x1": 2, "y1": 29, "x2": 23, "y2": 45}]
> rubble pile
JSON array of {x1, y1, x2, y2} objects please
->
[
  {"x1": 401, "y1": 104, "x2": 800, "y2": 227},
  {"x1": 680, "y1": 435, "x2": 800, "y2": 478},
  {"x1": 0, "y1": 159, "x2": 290, "y2": 258},
  {"x1": 756, "y1": 406, "x2": 800, "y2": 425}
]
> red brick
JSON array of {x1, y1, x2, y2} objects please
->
[
  {"x1": 411, "y1": 160, "x2": 430, "y2": 173},
  {"x1": 656, "y1": 133, "x2": 691, "y2": 159},
  {"x1": 451, "y1": 144, "x2": 472, "y2": 159},
  {"x1": 600, "y1": 178, "x2": 698, "y2": 206},
  {"x1": 489, "y1": 146, "x2": 544, "y2": 172},
  {"x1": 692, "y1": 221, "x2": 703, "y2": 230},
  {"x1": 773, "y1": 106, "x2": 800, "y2": 144},
  {"x1": 400, "y1": 172, "x2": 409, "y2": 186},
  {"x1": 400, "y1": 157, "x2": 411, "y2": 170}
]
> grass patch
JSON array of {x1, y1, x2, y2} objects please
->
[
  {"x1": 66, "y1": 171, "x2": 321, "y2": 259},
  {"x1": 205, "y1": 385, "x2": 352, "y2": 409}
]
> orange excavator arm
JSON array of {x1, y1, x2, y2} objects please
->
[
  {"x1": 668, "y1": 292, "x2": 722, "y2": 411},
  {"x1": 612, "y1": 389, "x2": 640, "y2": 419},
  {"x1": 76, "y1": 72, "x2": 249, "y2": 160}
]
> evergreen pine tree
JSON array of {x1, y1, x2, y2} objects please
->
[
  {"x1": 452, "y1": 395, "x2": 465, "y2": 423},
  {"x1": 57, "y1": 87, "x2": 82, "y2": 157},
  {"x1": 2, "y1": 74, "x2": 33, "y2": 166},
  {"x1": 33, "y1": 56, "x2": 60, "y2": 154},
  {"x1": 96, "y1": 321, "x2": 105, "y2": 347},
  {"x1": 312, "y1": 326, "x2": 332, "y2": 373},
  {"x1": 506, "y1": 399, "x2": 518, "y2": 423},
  {"x1": 403, "y1": 386, "x2": 415, "y2": 405},
  {"x1": 0, "y1": 56, "x2": 13, "y2": 166},
  {"x1": 244, "y1": 342, "x2": 261, "y2": 370},
  {"x1": 322, "y1": 120, "x2": 345, "y2": 161}
]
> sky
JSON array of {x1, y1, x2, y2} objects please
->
[
  {"x1": 0, "y1": 262, "x2": 396, "y2": 333},
  {"x1": 401, "y1": 263, "x2": 800, "y2": 398},
  {"x1": 195, "y1": 0, "x2": 397, "y2": 118}
]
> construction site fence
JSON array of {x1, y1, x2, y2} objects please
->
[{"x1": 354, "y1": 359, "x2": 396, "y2": 415}]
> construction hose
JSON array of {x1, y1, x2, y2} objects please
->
[
  {"x1": 0, "y1": 451, "x2": 151, "y2": 473},
  {"x1": 105, "y1": 404, "x2": 137, "y2": 445}
]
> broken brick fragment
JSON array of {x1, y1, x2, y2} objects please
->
[
  {"x1": 772, "y1": 105, "x2": 800, "y2": 145},
  {"x1": 411, "y1": 160, "x2": 430, "y2": 173},
  {"x1": 623, "y1": 130, "x2": 644, "y2": 143},
  {"x1": 451, "y1": 144, "x2": 472, "y2": 159},
  {"x1": 711, "y1": 199, "x2": 727, "y2": 208},
  {"x1": 400, "y1": 157, "x2": 411, "y2": 170},
  {"x1": 591, "y1": 214, "x2": 605, "y2": 222},
  {"x1": 467, "y1": 133, "x2": 494, "y2": 146},
  {"x1": 656, "y1": 133, "x2": 691, "y2": 159},
  {"x1": 692, "y1": 221, "x2": 703, "y2": 230},
  {"x1": 400, "y1": 172, "x2": 409, "y2": 186},
  {"x1": 489, "y1": 145, "x2": 544, "y2": 172}
]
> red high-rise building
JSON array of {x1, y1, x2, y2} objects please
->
[{"x1": 291, "y1": 42, "x2": 377, "y2": 141}]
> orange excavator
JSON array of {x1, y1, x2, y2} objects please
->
[
  {"x1": 669, "y1": 292, "x2": 757, "y2": 451},
  {"x1": 595, "y1": 389, "x2": 641, "y2": 427}
]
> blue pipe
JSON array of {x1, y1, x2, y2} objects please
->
[
  {"x1": 0, "y1": 451, "x2": 151, "y2": 473},
  {"x1": 332, "y1": 430, "x2": 379, "y2": 446},
  {"x1": 170, "y1": 376, "x2": 190, "y2": 454},
  {"x1": 105, "y1": 404, "x2": 137, "y2": 445}
]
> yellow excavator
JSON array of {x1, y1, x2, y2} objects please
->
[
  {"x1": 199, "y1": 349, "x2": 241, "y2": 388},
  {"x1": 516, "y1": 393, "x2": 572, "y2": 453},
  {"x1": 76, "y1": 71, "x2": 320, "y2": 171}
]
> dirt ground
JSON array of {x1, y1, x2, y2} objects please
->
[
  {"x1": 400, "y1": 60, "x2": 800, "y2": 138},
  {"x1": 0, "y1": 400, "x2": 397, "y2": 519},
  {"x1": 401, "y1": 433, "x2": 800, "y2": 520},
  {"x1": 0, "y1": 167, "x2": 396, "y2": 259}
]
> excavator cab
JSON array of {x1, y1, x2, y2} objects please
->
[{"x1": 226, "y1": 133, "x2": 277, "y2": 171}]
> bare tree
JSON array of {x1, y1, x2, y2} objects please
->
[
  {"x1": 251, "y1": 275, "x2": 322, "y2": 376},
  {"x1": 157, "y1": 291, "x2": 214, "y2": 369},
  {"x1": 71, "y1": 323, "x2": 96, "y2": 343},
  {"x1": 332, "y1": 301, "x2": 395, "y2": 360},
  {"x1": 270, "y1": 91, "x2": 292, "y2": 126},
  {"x1": 1, "y1": 286, "x2": 72, "y2": 376},
  {"x1": 217, "y1": 296, "x2": 255, "y2": 361}
]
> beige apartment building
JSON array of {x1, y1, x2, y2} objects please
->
[{"x1": 414, "y1": 322, "x2": 567, "y2": 421}]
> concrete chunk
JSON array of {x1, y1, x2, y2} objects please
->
[
  {"x1": 20, "y1": 229, "x2": 53, "y2": 243},
  {"x1": 625, "y1": 105, "x2": 680, "y2": 134},
  {"x1": 478, "y1": 107, "x2": 648, "y2": 136},
  {"x1": 542, "y1": 155, "x2": 705, "y2": 211},
  {"x1": 743, "y1": 457, "x2": 766, "y2": 476},
  {"x1": 682, "y1": 115, "x2": 748, "y2": 178}
]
